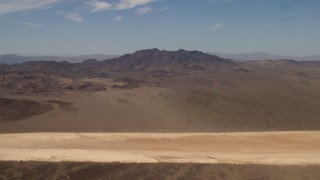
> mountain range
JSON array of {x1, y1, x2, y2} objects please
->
[
  {"x1": 1, "y1": 51, "x2": 320, "y2": 65},
  {"x1": 209, "y1": 52, "x2": 320, "y2": 61},
  {"x1": 0, "y1": 49, "x2": 231, "y2": 77},
  {"x1": 0, "y1": 54, "x2": 118, "y2": 64}
]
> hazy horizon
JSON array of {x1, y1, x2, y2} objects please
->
[{"x1": 1, "y1": 50, "x2": 320, "y2": 58}]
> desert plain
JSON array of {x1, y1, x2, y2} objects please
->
[{"x1": 1, "y1": 49, "x2": 320, "y2": 179}]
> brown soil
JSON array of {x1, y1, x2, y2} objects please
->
[
  {"x1": 0, "y1": 61, "x2": 320, "y2": 133},
  {"x1": 0, "y1": 161, "x2": 319, "y2": 180},
  {"x1": 0, "y1": 98, "x2": 53, "y2": 121},
  {"x1": 46, "y1": 100, "x2": 78, "y2": 112}
]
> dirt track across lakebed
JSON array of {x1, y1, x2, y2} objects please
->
[{"x1": 0, "y1": 131, "x2": 320, "y2": 165}]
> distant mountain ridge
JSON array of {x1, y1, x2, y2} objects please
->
[
  {"x1": 0, "y1": 54, "x2": 119, "y2": 64},
  {"x1": 102, "y1": 48, "x2": 230, "y2": 71},
  {"x1": 209, "y1": 52, "x2": 320, "y2": 61},
  {"x1": 2, "y1": 51, "x2": 320, "y2": 65},
  {"x1": 0, "y1": 49, "x2": 232, "y2": 78}
]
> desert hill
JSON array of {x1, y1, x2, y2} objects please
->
[
  {"x1": 0, "y1": 49, "x2": 320, "y2": 132},
  {"x1": 0, "y1": 49, "x2": 232, "y2": 93},
  {"x1": 102, "y1": 49, "x2": 231, "y2": 71}
]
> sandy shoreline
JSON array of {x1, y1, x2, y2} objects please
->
[{"x1": 1, "y1": 131, "x2": 320, "y2": 165}]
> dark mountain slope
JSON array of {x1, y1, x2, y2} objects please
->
[
  {"x1": 0, "y1": 49, "x2": 232, "y2": 77},
  {"x1": 103, "y1": 49, "x2": 231, "y2": 71}
]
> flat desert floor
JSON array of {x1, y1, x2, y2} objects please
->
[{"x1": 1, "y1": 131, "x2": 320, "y2": 165}]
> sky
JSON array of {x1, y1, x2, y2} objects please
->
[{"x1": 0, "y1": 0, "x2": 319, "y2": 56}]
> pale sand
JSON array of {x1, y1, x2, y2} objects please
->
[{"x1": 0, "y1": 132, "x2": 320, "y2": 165}]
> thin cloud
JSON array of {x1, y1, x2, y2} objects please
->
[
  {"x1": 21, "y1": 22, "x2": 44, "y2": 28},
  {"x1": 87, "y1": 0, "x2": 154, "y2": 12},
  {"x1": 114, "y1": 15, "x2": 123, "y2": 22},
  {"x1": 210, "y1": 23, "x2": 224, "y2": 30},
  {"x1": 157, "y1": 7, "x2": 168, "y2": 12},
  {"x1": 65, "y1": 12, "x2": 83, "y2": 22},
  {"x1": 58, "y1": 11, "x2": 83, "y2": 22},
  {"x1": 88, "y1": 0, "x2": 112, "y2": 13},
  {"x1": 114, "y1": 0, "x2": 154, "y2": 10},
  {"x1": 0, "y1": 0, "x2": 61, "y2": 15},
  {"x1": 135, "y1": 6, "x2": 152, "y2": 15},
  {"x1": 206, "y1": 0, "x2": 233, "y2": 4}
]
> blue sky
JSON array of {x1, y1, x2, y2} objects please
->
[{"x1": 0, "y1": 0, "x2": 319, "y2": 56}]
